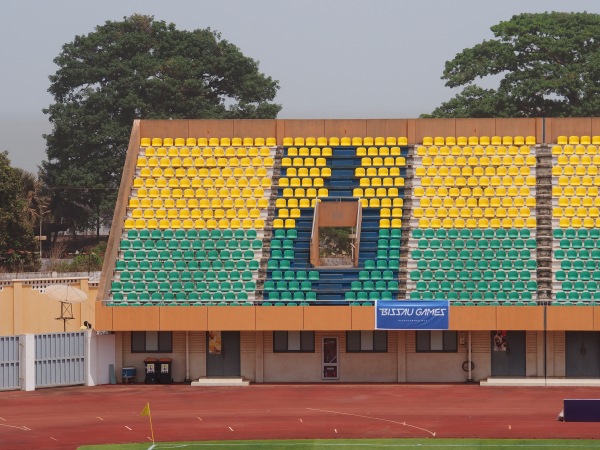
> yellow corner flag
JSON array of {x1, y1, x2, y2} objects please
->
[
  {"x1": 140, "y1": 402, "x2": 155, "y2": 444},
  {"x1": 141, "y1": 402, "x2": 151, "y2": 416}
]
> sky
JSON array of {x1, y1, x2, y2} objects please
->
[{"x1": 2, "y1": 1, "x2": 600, "y2": 173}]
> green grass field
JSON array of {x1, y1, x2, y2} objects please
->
[{"x1": 78, "y1": 439, "x2": 600, "y2": 450}]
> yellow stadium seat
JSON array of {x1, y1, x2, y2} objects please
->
[{"x1": 162, "y1": 138, "x2": 173, "y2": 147}]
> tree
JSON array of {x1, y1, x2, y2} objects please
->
[
  {"x1": 43, "y1": 14, "x2": 281, "y2": 236},
  {"x1": 425, "y1": 12, "x2": 600, "y2": 118},
  {"x1": 0, "y1": 152, "x2": 40, "y2": 272}
]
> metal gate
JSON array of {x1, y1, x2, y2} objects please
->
[
  {"x1": 35, "y1": 332, "x2": 85, "y2": 387},
  {"x1": 0, "y1": 335, "x2": 20, "y2": 390}
]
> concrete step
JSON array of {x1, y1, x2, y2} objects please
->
[
  {"x1": 191, "y1": 377, "x2": 250, "y2": 387},
  {"x1": 481, "y1": 377, "x2": 600, "y2": 387}
]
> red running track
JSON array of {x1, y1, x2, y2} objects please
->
[{"x1": 1, "y1": 384, "x2": 600, "y2": 449}]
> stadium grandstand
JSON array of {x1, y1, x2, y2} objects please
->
[{"x1": 17, "y1": 117, "x2": 600, "y2": 384}]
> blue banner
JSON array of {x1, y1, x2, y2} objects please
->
[{"x1": 375, "y1": 300, "x2": 449, "y2": 330}]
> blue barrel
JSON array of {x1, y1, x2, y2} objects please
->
[{"x1": 122, "y1": 367, "x2": 136, "y2": 382}]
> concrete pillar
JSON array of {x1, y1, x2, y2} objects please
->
[
  {"x1": 85, "y1": 330, "x2": 94, "y2": 386},
  {"x1": 255, "y1": 331, "x2": 264, "y2": 383},
  {"x1": 19, "y1": 334, "x2": 35, "y2": 391},
  {"x1": 397, "y1": 331, "x2": 407, "y2": 382},
  {"x1": 13, "y1": 282, "x2": 23, "y2": 335}
]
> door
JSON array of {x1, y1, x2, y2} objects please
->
[
  {"x1": 322, "y1": 337, "x2": 339, "y2": 380},
  {"x1": 491, "y1": 331, "x2": 526, "y2": 377},
  {"x1": 566, "y1": 332, "x2": 600, "y2": 377},
  {"x1": 206, "y1": 331, "x2": 240, "y2": 377}
]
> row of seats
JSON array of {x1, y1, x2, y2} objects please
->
[
  {"x1": 414, "y1": 228, "x2": 533, "y2": 239},
  {"x1": 141, "y1": 137, "x2": 275, "y2": 147},
  {"x1": 413, "y1": 280, "x2": 538, "y2": 291},
  {"x1": 285, "y1": 167, "x2": 331, "y2": 177},
  {"x1": 140, "y1": 167, "x2": 270, "y2": 179},
  {"x1": 286, "y1": 147, "x2": 333, "y2": 157},
  {"x1": 553, "y1": 165, "x2": 600, "y2": 176},
  {"x1": 141, "y1": 146, "x2": 272, "y2": 158},
  {"x1": 281, "y1": 157, "x2": 328, "y2": 167},
  {"x1": 417, "y1": 166, "x2": 532, "y2": 177},
  {"x1": 421, "y1": 155, "x2": 535, "y2": 167},
  {"x1": 129, "y1": 198, "x2": 269, "y2": 210},
  {"x1": 352, "y1": 188, "x2": 403, "y2": 198},
  {"x1": 555, "y1": 176, "x2": 600, "y2": 186},
  {"x1": 416, "y1": 218, "x2": 536, "y2": 229},
  {"x1": 554, "y1": 228, "x2": 600, "y2": 239},
  {"x1": 416, "y1": 146, "x2": 532, "y2": 157},
  {"x1": 415, "y1": 259, "x2": 537, "y2": 271},
  {"x1": 411, "y1": 248, "x2": 534, "y2": 260},
  {"x1": 419, "y1": 197, "x2": 535, "y2": 208},
  {"x1": 555, "y1": 197, "x2": 600, "y2": 207},
  {"x1": 136, "y1": 173, "x2": 272, "y2": 186},
  {"x1": 279, "y1": 177, "x2": 327, "y2": 188},
  {"x1": 119, "y1": 249, "x2": 258, "y2": 262},
  {"x1": 281, "y1": 188, "x2": 328, "y2": 198},
  {"x1": 411, "y1": 292, "x2": 536, "y2": 303},
  {"x1": 355, "y1": 167, "x2": 404, "y2": 177},
  {"x1": 126, "y1": 228, "x2": 258, "y2": 240},
  {"x1": 116, "y1": 259, "x2": 259, "y2": 272},
  {"x1": 283, "y1": 137, "x2": 408, "y2": 146},
  {"x1": 411, "y1": 270, "x2": 534, "y2": 281},
  {"x1": 138, "y1": 156, "x2": 274, "y2": 168},
  {"x1": 552, "y1": 145, "x2": 600, "y2": 155},
  {"x1": 413, "y1": 237, "x2": 536, "y2": 250},
  {"x1": 134, "y1": 176, "x2": 272, "y2": 189},
  {"x1": 419, "y1": 176, "x2": 536, "y2": 187},
  {"x1": 121, "y1": 238, "x2": 263, "y2": 251},
  {"x1": 124, "y1": 218, "x2": 265, "y2": 230},
  {"x1": 356, "y1": 147, "x2": 405, "y2": 156},
  {"x1": 414, "y1": 186, "x2": 533, "y2": 198},
  {"x1": 556, "y1": 136, "x2": 600, "y2": 145},
  {"x1": 414, "y1": 207, "x2": 533, "y2": 219},
  {"x1": 423, "y1": 136, "x2": 536, "y2": 146},
  {"x1": 129, "y1": 207, "x2": 264, "y2": 219},
  {"x1": 135, "y1": 187, "x2": 267, "y2": 199},
  {"x1": 115, "y1": 269, "x2": 256, "y2": 283}
]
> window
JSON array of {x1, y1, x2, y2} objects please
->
[
  {"x1": 416, "y1": 330, "x2": 457, "y2": 352},
  {"x1": 131, "y1": 331, "x2": 172, "y2": 353},
  {"x1": 273, "y1": 331, "x2": 314, "y2": 352},
  {"x1": 346, "y1": 331, "x2": 387, "y2": 352}
]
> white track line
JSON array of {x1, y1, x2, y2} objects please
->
[
  {"x1": 125, "y1": 425, "x2": 132, "y2": 430},
  {"x1": 0, "y1": 424, "x2": 30, "y2": 431},
  {"x1": 306, "y1": 407, "x2": 436, "y2": 437}
]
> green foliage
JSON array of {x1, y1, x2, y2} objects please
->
[
  {"x1": 0, "y1": 152, "x2": 40, "y2": 271},
  {"x1": 319, "y1": 227, "x2": 352, "y2": 258},
  {"x1": 54, "y1": 241, "x2": 106, "y2": 273},
  {"x1": 43, "y1": 14, "x2": 281, "y2": 232},
  {"x1": 425, "y1": 12, "x2": 600, "y2": 118}
]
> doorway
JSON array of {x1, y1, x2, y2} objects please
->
[
  {"x1": 206, "y1": 331, "x2": 241, "y2": 377},
  {"x1": 322, "y1": 336, "x2": 339, "y2": 380},
  {"x1": 566, "y1": 332, "x2": 600, "y2": 377},
  {"x1": 490, "y1": 331, "x2": 526, "y2": 377}
]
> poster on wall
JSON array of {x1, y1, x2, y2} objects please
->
[
  {"x1": 375, "y1": 300, "x2": 449, "y2": 330},
  {"x1": 494, "y1": 330, "x2": 507, "y2": 351},
  {"x1": 208, "y1": 331, "x2": 222, "y2": 354}
]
